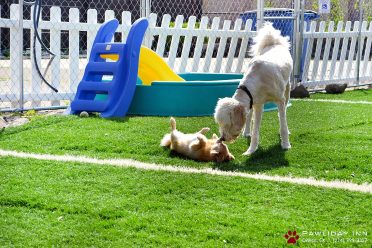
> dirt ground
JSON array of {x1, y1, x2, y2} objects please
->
[{"x1": 0, "y1": 109, "x2": 65, "y2": 132}]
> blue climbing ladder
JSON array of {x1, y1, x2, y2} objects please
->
[{"x1": 66, "y1": 18, "x2": 149, "y2": 118}]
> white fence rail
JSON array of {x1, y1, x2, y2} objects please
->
[{"x1": 303, "y1": 20, "x2": 372, "y2": 88}]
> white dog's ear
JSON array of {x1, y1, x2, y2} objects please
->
[{"x1": 233, "y1": 105, "x2": 246, "y2": 127}]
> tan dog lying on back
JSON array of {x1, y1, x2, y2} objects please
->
[{"x1": 161, "y1": 118, "x2": 234, "y2": 162}]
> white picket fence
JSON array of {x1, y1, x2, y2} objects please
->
[
  {"x1": 303, "y1": 20, "x2": 372, "y2": 87},
  {"x1": 0, "y1": 4, "x2": 372, "y2": 110},
  {"x1": 0, "y1": 4, "x2": 256, "y2": 109}
]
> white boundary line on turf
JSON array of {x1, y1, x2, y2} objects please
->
[
  {"x1": 291, "y1": 99, "x2": 372, "y2": 105},
  {"x1": 1, "y1": 149, "x2": 371, "y2": 194}
]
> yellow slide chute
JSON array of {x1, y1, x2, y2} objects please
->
[
  {"x1": 138, "y1": 47, "x2": 185, "y2": 85},
  {"x1": 100, "y1": 46, "x2": 185, "y2": 85}
]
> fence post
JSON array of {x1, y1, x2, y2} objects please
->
[
  {"x1": 50, "y1": 6, "x2": 61, "y2": 106},
  {"x1": 87, "y1": 9, "x2": 97, "y2": 59},
  {"x1": 18, "y1": 0, "x2": 24, "y2": 111},
  {"x1": 294, "y1": 0, "x2": 305, "y2": 85},
  {"x1": 140, "y1": 0, "x2": 151, "y2": 18},
  {"x1": 30, "y1": 4, "x2": 42, "y2": 107},
  {"x1": 356, "y1": 0, "x2": 364, "y2": 85},
  {"x1": 69, "y1": 8, "x2": 80, "y2": 93},
  {"x1": 10, "y1": 4, "x2": 22, "y2": 109},
  {"x1": 146, "y1": 0, "x2": 152, "y2": 17},
  {"x1": 140, "y1": 0, "x2": 145, "y2": 17},
  {"x1": 0, "y1": 6, "x2": 2, "y2": 58},
  {"x1": 256, "y1": 0, "x2": 264, "y2": 29},
  {"x1": 292, "y1": 0, "x2": 300, "y2": 88}
]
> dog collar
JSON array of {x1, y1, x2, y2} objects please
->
[{"x1": 237, "y1": 85, "x2": 253, "y2": 109}]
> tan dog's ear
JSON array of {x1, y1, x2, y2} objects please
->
[
  {"x1": 233, "y1": 105, "x2": 246, "y2": 128},
  {"x1": 212, "y1": 133, "x2": 218, "y2": 139}
]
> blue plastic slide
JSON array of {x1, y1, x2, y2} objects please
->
[{"x1": 66, "y1": 18, "x2": 149, "y2": 118}]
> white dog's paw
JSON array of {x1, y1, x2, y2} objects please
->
[
  {"x1": 243, "y1": 130, "x2": 251, "y2": 138},
  {"x1": 242, "y1": 147, "x2": 257, "y2": 156},
  {"x1": 281, "y1": 142, "x2": 291, "y2": 150}
]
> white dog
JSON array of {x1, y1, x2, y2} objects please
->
[{"x1": 214, "y1": 23, "x2": 293, "y2": 155}]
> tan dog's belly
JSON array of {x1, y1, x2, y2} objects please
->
[{"x1": 170, "y1": 131, "x2": 210, "y2": 161}]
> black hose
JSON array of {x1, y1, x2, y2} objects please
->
[{"x1": 32, "y1": 0, "x2": 58, "y2": 92}]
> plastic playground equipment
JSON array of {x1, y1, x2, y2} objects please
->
[
  {"x1": 102, "y1": 46, "x2": 185, "y2": 86},
  {"x1": 66, "y1": 18, "x2": 148, "y2": 118},
  {"x1": 138, "y1": 47, "x2": 186, "y2": 85},
  {"x1": 67, "y1": 18, "x2": 281, "y2": 118}
]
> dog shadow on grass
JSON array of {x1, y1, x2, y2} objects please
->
[{"x1": 213, "y1": 142, "x2": 289, "y2": 173}]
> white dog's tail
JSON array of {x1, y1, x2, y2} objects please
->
[
  {"x1": 160, "y1": 117, "x2": 177, "y2": 147},
  {"x1": 250, "y1": 22, "x2": 290, "y2": 56}
]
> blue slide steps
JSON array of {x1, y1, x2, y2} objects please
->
[{"x1": 66, "y1": 18, "x2": 149, "y2": 118}]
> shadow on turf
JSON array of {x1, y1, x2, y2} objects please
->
[{"x1": 213, "y1": 143, "x2": 289, "y2": 173}]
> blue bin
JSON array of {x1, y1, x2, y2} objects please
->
[{"x1": 240, "y1": 8, "x2": 319, "y2": 79}]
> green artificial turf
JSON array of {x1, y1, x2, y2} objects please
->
[
  {"x1": 0, "y1": 157, "x2": 371, "y2": 247},
  {"x1": 0, "y1": 90, "x2": 371, "y2": 184}
]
